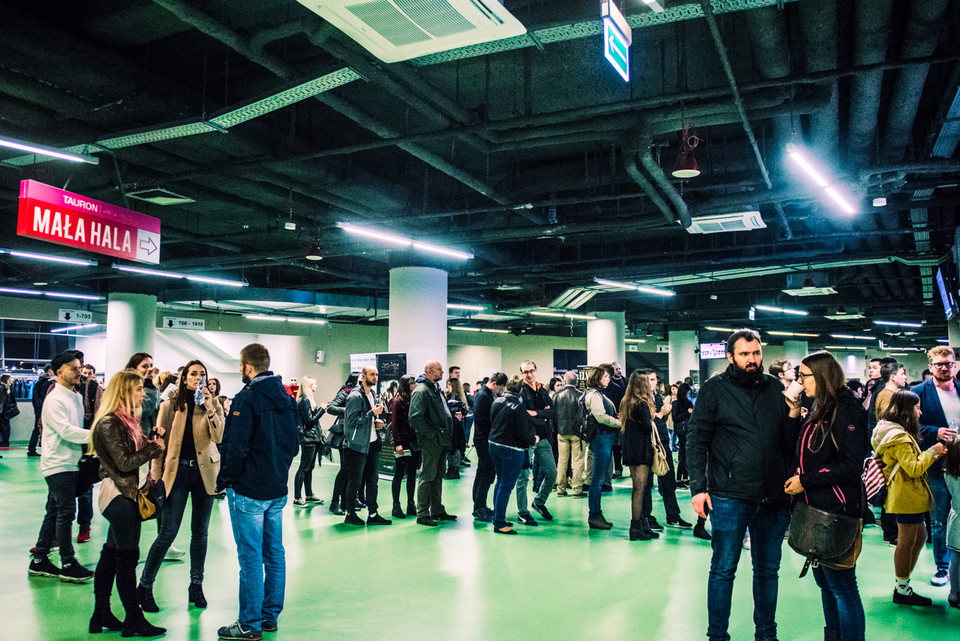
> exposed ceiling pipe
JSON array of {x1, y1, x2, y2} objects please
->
[
  {"x1": 881, "y1": 0, "x2": 951, "y2": 163},
  {"x1": 637, "y1": 145, "x2": 691, "y2": 229},
  {"x1": 848, "y1": 0, "x2": 893, "y2": 167},
  {"x1": 742, "y1": 5, "x2": 794, "y2": 146},
  {"x1": 149, "y1": 0, "x2": 510, "y2": 205},
  {"x1": 797, "y1": 0, "x2": 840, "y2": 162},
  {"x1": 699, "y1": 0, "x2": 790, "y2": 241},
  {"x1": 623, "y1": 149, "x2": 678, "y2": 227}
]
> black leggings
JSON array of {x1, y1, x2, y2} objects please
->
[
  {"x1": 392, "y1": 450, "x2": 421, "y2": 506},
  {"x1": 102, "y1": 495, "x2": 141, "y2": 550},
  {"x1": 294, "y1": 443, "x2": 320, "y2": 499}
]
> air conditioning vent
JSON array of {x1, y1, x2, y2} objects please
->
[
  {"x1": 686, "y1": 211, "x2": 766, "y2": 235},
  {"x1": 298, "y1": 0, "x2": 526, "y2": 63},
  {"x1": 127, "y1": 188, "x2": 195, "y2": 206}
]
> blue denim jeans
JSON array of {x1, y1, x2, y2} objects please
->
[
  {"x1": 812, "y1": 564, "x2": 865, "y2": 641},
  {"x1": 706, "y1": 496, "x2": 789, "y2": 641},
  {"x1": 227, "y1": 489, "x2": 287, "y2": 631},
  {"x1": 140, "y1": 463, "x2": 215, "y2": 588},
  {"x1": 588, "y1": 431, "x2": 616, "y2": 520},
  {"x1": 489, "y1": 442, "x2": 525, "y2": 530},
  {"x1": 929, "y1": 477, "x2": 950, "y2": 571}
]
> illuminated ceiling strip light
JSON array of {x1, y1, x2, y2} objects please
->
[
  {"x1": 337, "y1": 222, "x2": 411, "y2": 247},
  {"x1": 185, "y1": 275, "x2": 247, "y2": 287},
  {"x1": 114, "y1": 264, "x2": 184, "y2": 279},
  {"x1": 705, "y1": 326, "x2": 735, "y2": 332},
  {"x1": 245, "y1": 315, "x2": 284, "y2": 321},
  {"x1": 594, "y1": 277, "x2": 675, "y2": 297},
  {"x1": 530, "y1": 311, "x2": 566, "y2": 318},
  {"x1": 411, "y1": 242, "x2": 474, "y2": 260},
  {"x1": 874, "y1": 320, "x2": 923, "y2": 328},
  {"x1": 0, "y1": 136, "x2": 99, "y2": 164},
  {"x1": 450, "y1": 326, "x2": 481, "y2": 332},
  {"x1": 6, "y1": 249, "x2": 97, "y2": 266},
  {"x1": 786, "y1": 143, "x2": 857, "y2": 215},
  {"x1": 287, "y1": 318, "x2": 328, "y2": 325},
  {"x1": 830, "y1": 334, "x2": 875, "y2": 340},
  {"x1": 625, "y1": 338, "x2": 647, "y2": 343},
  {"x1": 888, "y1": 353, "x2": 909, "y2": 356},
  {"x1": 44, "y1": 291, "x2": 102, "y2": 300},
  {"x1": 824, "y1": 345, "x2": 868, "y2": 351},
  {"x1": 767, "y1": 331, "x2": 819, "y2": 338},
  {"x1": 0, "y1": 287, "x2": 42, "y2": 295},
  {"x1": 565, "y1": 313, "x2": 598, "y2": 320},
  {"x1": 51, "y1": 323, "x2": 98, "y2": 333},
  {"x1": 754, "y1": 304, "x2": 808, "y2": 316},
  {"x1": 447, "y1": 304, "x2": 486, "y2": 311},
  {"x1": 938, "y1": 339, "x2": 949, "y2": 344},
  {"x1": 244, "y1": 314, "x2": 325, "y2": 325},
  {"x1": 481, "y1": 328, "x2": 509, "y2": 334}
]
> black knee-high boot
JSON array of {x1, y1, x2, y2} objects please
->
[
  {"x1": 116, "y1": 548, "x2": 166, "y2": 638},
  {"x1": 90, "y1": 544, "x2": 123, "y2": 633}
]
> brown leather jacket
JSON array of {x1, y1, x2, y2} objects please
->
[{"x1": 92, "y1": 414, "x2": 163, "y2": 500}]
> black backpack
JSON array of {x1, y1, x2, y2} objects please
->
[{"x1": 577, "y1": 391, "x2": 599, "y2": 442}]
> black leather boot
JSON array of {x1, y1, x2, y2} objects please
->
[
  {"x1": 641, "y1": 517, "x2": 660, "y2": 539},
  {"x1": 392, "y1": 502, "x2": 406, "y2": 519},
  {"x1": 629, "y1": 519, "x2": 653, "y2": 541},
  {"x1": 328, "y1": 501, "x2": 345, "y2": 516},
  {"x1": 117, "y1": 549, "x2": 166, "y2": 637},
  {"x1": 90, "y1": 546, "x2": 123, "y2": 633},
  {"x1": 188, "y1": 582, "x2": 207, "y2": 608}
]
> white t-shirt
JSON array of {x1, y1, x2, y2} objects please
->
[
  {"x1": 366, "y1": 390, "x2": 377, "y2": 442},
  {"x1": 936, "y1": 386, "x2": 960, "y2": 428}
]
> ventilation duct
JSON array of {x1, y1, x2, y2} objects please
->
[{"x1": 298, "y1": 0, "x2": 526, "y2": 63}]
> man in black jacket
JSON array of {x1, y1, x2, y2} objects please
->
[
  {"x1": 554, "y1": 371, "x2": 585, "y2": 497},
  {"x1": 471, "y1": 372, "x2": 507, "y2": 522},
  {"x1": 687, "y1": 329, "x2": 800, "y2": 641},
  {"x1": 27, "y1": 363, "x2": 55, "y2": 457},
  {"x1": 218, "y1": 344, "x2": 299, "y2": 641},
  {"x1": 515, "y1": 361, "x2": 556, "y2": 524}
]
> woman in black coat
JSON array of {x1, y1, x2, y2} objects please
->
[
  {"x1": 293, "y1": 375, "x2": 326, "y2": 507},
  {"x1": 784, "y1": 351, "x2": 869, "y2": 641},
  {"x1": 327, "y1": 373, "x2": 358, "y2": 515},
  {"x1": 620, "y1": 371, "x2": 657, "y2": 541}
]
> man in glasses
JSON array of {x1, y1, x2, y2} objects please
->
[{"x1": 911, "y1": 345, "x2": 960, "y2": 587}]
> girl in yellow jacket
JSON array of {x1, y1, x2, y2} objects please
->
[{"x1": 871, "y1": 390, "x2": 946, "y2": 606}]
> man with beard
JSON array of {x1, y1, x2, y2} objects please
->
[{"x1": 686, "y1": 329, "x2": 801, "y2": 641}]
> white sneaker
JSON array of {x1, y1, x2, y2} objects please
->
[
  {"x1": 931, "y1": 569, "x2": 949, "y2": 586},
  {"x1": 164, "y1": 546, "x2": 186, "y2": 560}
]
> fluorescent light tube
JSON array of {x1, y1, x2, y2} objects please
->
[
  {"x1": 529, "y1": 311, "x2": 566, "y2": 318},
  {"x1": 830, "y1": 334, "x2": 874, "y2": 340},
  {"x1": 564, "y1": 313, "x2": 598, "y2": 320},
  {"x1": 636, "y1": 285, "x2": 676, "y2": 297},
  {"x1": 44, "y1": 291, "x2": 102, "y2": 300},
  {"x1": 873, "y1": 320, "x2": 923, "y2": 328},
  {"x1": 287, "y1": 318, "x2": 327, "y2": 325},
  {"x1": 186, "y1": 275, "x2": 247, "y2": 287},
  {"x1": 625, "y1": 338, "x2": 647, "y2": 343},
  {"x1": 767, "y1": 331, "x2": 819, "y2": 338},
  {"x1": 51, "y1": 323, "x2": 98, "y2": 333},
  {"x1": 824, "y1": 187, "x2": 856, "y2": 214},
  {"x1": 411, "y1": 242, "x2": 473, "y2": 260},
  {"x1": 481, "y1": 328, "x2": 509, "y2": 334},
  {"x1": 0, "y1": 137, "x2": 99, "y2": 164},
  {"x1": 114, "y1": 264, "x2": 184, "y2": 279},
  {"x1": 0, "y1": 287, "x2": 42, "y2": 295},
  {"x1": 786, "y1": 144, "x2": 828, "y2": 187},
  {"x1": 594, "y1": 278, "x2": 639, "y2": 290},
  {"x1": 245, "y1": 315, "x2": 285, "y2": 322},
  {"x1": 8, "y1": 250, "x2": 97, "y2": 266},
  {"x1": 337, "y1": 222, "x2": 411, "y2": 248},
  {"x1": 824, "y1": 345, "x2": 868, "y2": 351},
  {"x1": 754, "y1": 304, "x2": 808, "y2": 316},
  {"x1": 705, "y1": 326, "x2": 735, "y2": 332},
  {"x1": 450, "y1": 326, "x2": 481, "y2": 332},
  {"x1": 447, "y1": 304, "x2": 485, "y2": 311}
]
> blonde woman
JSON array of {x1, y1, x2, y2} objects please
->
[
  {"x1": 138, "y1": 360, "x2": 224, "y2": 612},
  {"x1": 89, "y1": 370, "x2": 166, "y2": 637},
  {"x1": 294, "y1": 375, "x2": 327, "y2": 507}
]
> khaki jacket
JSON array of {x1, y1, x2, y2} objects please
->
[
  {"x1": 151, "y1": 392, "x2": 225, "y2": 496},
  {"x1": 871, "y1": 419, "x2": 937, "y2": 514}
]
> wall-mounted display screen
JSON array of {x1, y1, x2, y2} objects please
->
[{"x1": 700, "y1": 342, "x2": 726, "y2": 359}]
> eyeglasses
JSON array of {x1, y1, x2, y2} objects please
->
[
  {"x1": 797, "y1": 371, "x2": 812, "y2": 381},
  {"x1": 931, "y1": 362, "x2": 956, "y2": 369},
  {"x1": 521, "y1": 369, "x2": 536, "y2": 375}
]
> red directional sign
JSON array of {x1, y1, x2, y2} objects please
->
[{"x1": 17, "y1": 179, "x2": 161, "y2": 264}]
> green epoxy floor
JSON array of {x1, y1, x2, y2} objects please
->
[{"x1": 1, "y1": 447, "x2": 956, "y2": 640}]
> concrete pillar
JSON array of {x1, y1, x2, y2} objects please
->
[
  {"x1": 105, "y1": 293, "x2": 156, "y2": 377},
  {"x1": 949, "y1": 319, "x2": 960, "y2": 347},
  {"x1": 587, "y1": 312, "x2": 625, "y2": 366},
  {"x1": 669, "y1": 330, "x2": 699, "y2": 384},
  {"x1": 782, "y1": 340, "x2": 809, "y2": 367},
  {"x1": 389, "y1": 266, "x2": 447, "y2": 376}
]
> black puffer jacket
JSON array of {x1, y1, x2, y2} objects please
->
[
  {"x1": 795, "y1": 387, "x2": 869, "y2": 518},
  {"x1": 687, "y1": 365, "x2": 800, "y2": 503},
  {"x1": 489, "y1": 392, "x2": 536, "y2": 449}
]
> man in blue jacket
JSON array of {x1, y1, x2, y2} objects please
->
[
  {"x1": 218, "y1": 344, "x2": 299, "y2": 641},
  {"x1": 911, "y1": 345, "x2": 960, "y2": 587}
]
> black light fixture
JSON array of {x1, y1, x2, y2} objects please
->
[
  {"x1": 672, "y1": 126, "x2": 700, "y2": 179},
  {"x1": 305, "y1": 243, "x2": 323, "y2": 261}
]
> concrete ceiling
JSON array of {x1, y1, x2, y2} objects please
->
[{"x1": 1, "y1": 0, "x2": 959, "y2": 347}]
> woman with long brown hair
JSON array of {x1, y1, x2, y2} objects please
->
[
  {"x1": 784, "y1": 351, "x2": 868, "y2": 641},
  {"x1": 620, "y1": 371, "x2": 657, "y2": 541},
  {"x1": 88, "y1": 369, "x2": 166, "y2": 637},
  {"x1": 390, "y1": 374, "x2": 420, "y2": 519},
  {"x1": 138, "y1": 360, "x2": 225, "y2": 612},
  {"x1": 872, "y1": 389, "x2": 946, "y2": 607}
]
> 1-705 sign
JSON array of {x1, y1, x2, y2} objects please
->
[{"x1": 17, "y1": 180, "x2": 161, "y2": 264}]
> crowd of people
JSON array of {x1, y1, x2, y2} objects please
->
[{"x1": 16, "y1": 331, "x2": 960, "y2": 640}]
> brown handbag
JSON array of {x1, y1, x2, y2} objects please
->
[{"x1": 651, "y1": 424, "x2": 669, "y2": 477}]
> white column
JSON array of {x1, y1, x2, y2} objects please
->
[
  {"x1": 587, "y1": 312, "x2": 625, "y2": 366},
  {"x1": 782, "y1": 340, "x2": 809, "y2": 367},
  {"x1": 948, "y1": 319, "x2": 960, "y2": 347},
  {"x1": 389, "y1": 266, "x2": 448, "y2": 376},
  {"x1": 105, "y1": 293, "x2": 156, "y2": 377},
  {"x1": 669, "y1": 330, "x2": 699, "y2": 384}
]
